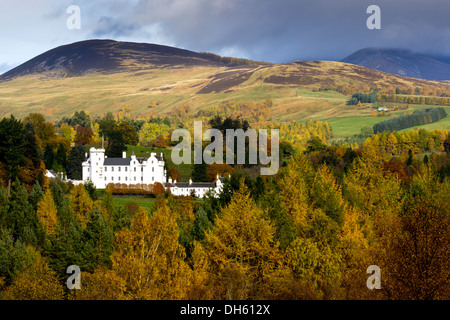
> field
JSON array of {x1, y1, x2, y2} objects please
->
[
  {"x1": 322, "y1": 104, "x2": 450, "y2": 137},
  {"x1": 113, "y1": 196, "x2": 157, "y2": 212}
]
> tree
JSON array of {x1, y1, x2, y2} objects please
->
[
  {"x1": 118, "y1": 122, "x2": 138, "y2": 146},
  {"x1": 192, "y1": 162, "x2": 208, "y2": 182},
  {"x1": 444, "y1": 136, "x2": 450, "y2": 154},
  {"x1": 98, "y1": 112, "x2": 117, "y2": 139},
  {"x1": 66, "y1": 145, "x2": 86, "y2": 180},
  {"x1": 112, "y1": 205, "x2": 192, "y2": 299},
  {"x1": 23, "y1": 113, "x2": 56, "y2": 150},
  {"x1": 69, "y1": 267, "x2": 125, "y2": 300},
  {"x1": 54, "y1": 142, "x2": 67, "y2": 170},
  {"x1": 204, "y1": 180, "x2": 285, "y2": 299},
  {"x1": 1, "y1": 246, "x2": 64, "y2": 300},
  {"x1": 0, "y1": 228, "x2": 28, "y2": 286},
  {"x1": 138, "y1": 123, "x2": 170, "y2": 147},
  {"x1": 206, "y1": 163, "x2": 234, "y2": 182},
  {"x1": 0, "y1": 116, "x2": 26, "y2": 196},
  {"x1": 43, "y1": 145, "x2": 54, "y2": 171},
  {"x1": 380, "y1": 173, "x2": 450, "y2": 299},
  {"x1": 84, "y1": 180, "x2": 98, "y2": 201},
  {"x1": 70, "y1": 110, "x2": 91, "y2": 128},
  {"x1": 305, "y1": 136, "x2": 327, "y2": 153},
  {"x1": 168, "y1": 168, "x2": 181, "y2": 182},
  {"x1": 81, "y1": 212, "x2": 114, "y2": 273},
  {"x1": 105, "y1": 130, "x2": 127, "y2": 158},
  {"x1": 7, "y1": 180, "x2": 45, "y2": 248},
  {"x1": 60, "y1": 124, "x2": 75, "y2": 143},
  {"x1": 36, "y1": 189, "x2": 58, "y2": 237},
  {"x1": 69, "y1": 184, "x2": 94, "y2": 229},
  {"x1": 74, "y1": 126, "x2": 93, "y2": 145}
]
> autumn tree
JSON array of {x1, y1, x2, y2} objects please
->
[
  {"x1": 1, "y1": 246, "x2": 64, "y2": 300},
  {"x1": 206, "y1": 163, "x2": 234, "y2": 182},
  {"x1": 112, "y1": 205, "x2": 192, "y2": 299},
  {"x1": 69, "y1": 183, "x2": 94, "y2": 229},
  {"x1": 36, "y1": 189, "x2": 58, "y2": 237},
  {"x1": 118, "y1": 121, "x2": 138, "y2": 146},
  {"x1": 204, "y1": 180, "x2": 286, "y2": 299},
  {"x1": 60, "y1": 124, "x2": 75, "y2": 143},
  {"x1": 23, "y1": 113, "x2": 56, "y2": 150},
  {"x1": 74, "y1": 126, "x2": 94, "y2": 145},
  {"x1": 381, "y1": 171, "x2": 450, "y2": 300},
  {"x1": 168, "y1": 168, "x2": 181, "y2": 182},
  {"x1": 69, "y1": 266, "x2": 125, "y2": 300}
]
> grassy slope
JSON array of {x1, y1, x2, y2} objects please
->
[{"x1": 1, "y1": 60, "x2": 450, "y2": 139}]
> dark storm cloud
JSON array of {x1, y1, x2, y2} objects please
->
[{"x1": 82, "y1": 0, "x2": 450, "y2": 62}]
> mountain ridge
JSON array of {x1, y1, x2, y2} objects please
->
[
  {"x1": 341, "y1": 48, "x2": 450, "y2": 81},
  {"x1": 0, "y1": 39, "x2": 233, "y2": 80}
]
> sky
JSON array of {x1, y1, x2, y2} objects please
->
[{"x1": 1, "y1": 0, "x2": 450, "y2": 74}]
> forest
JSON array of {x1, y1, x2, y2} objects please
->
[{"x1": 0, "y1": 106, "x2": 449, "y2": 300}]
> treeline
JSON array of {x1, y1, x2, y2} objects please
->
[
  {"x1": 347, "y1": 92, "x2": 378, "y2": 105},
  {"x1": 195, "y1": 99, "x2": 272, "y2": 123},
  {"x1": 259, "y1": 120, "x2": 333, "y2": 152},
  {"x1": 373, "y1": 107, "x2": 447, "y2": 133},
  {"x1": 323, "y1": 82, "x2": 450, "y2": 98},
  {"x1": 378, "y1": 94, "x2": 450, "y2": 106}
]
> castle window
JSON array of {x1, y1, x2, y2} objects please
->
[
  {"x1": 104, "y1": 177, "x2": 107, "y2": 181},
  {"x1": 141, "y1": 177, "x2": 143, "y2": 181},
  {"x1": 141, "y1": 167, "x2": 143, "y2": 172},
  {"x1": 125, "y1": 177, "x2": 128, "y2": 181},
  {"x1": 134, "y1": 177, "x2": 136, "y2": 181},
  {"x1": 118, "y1": 177, "x2": 121, "y2": 181},
  {"x1": 118, "y1": 167, "x2": 121, "y2": 172},
  {"x1": 152, "y1": 167, "x2": 154, "y2": 172},
  {"x1": 125, "y1": 167, "x2": 127, "y2": 172},
  {"x1": 134, "y1": 168, "x2": 136, "y2": 172},
  {"x1": 152, "y1": 177, "x2": 154, "y2": 181},
  {"x1": 112, "y1": 167, "x2": 114, "y2": 172},
  {"x1": 112, "y1": 177, "x2": 114, "y2": 181},
  {"x1": 105, "y1": 167, "x2": 107, "y2": 172}
]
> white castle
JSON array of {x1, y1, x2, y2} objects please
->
[{"x1": 81, "y1": 147, "x2": 223, "y2": 198}]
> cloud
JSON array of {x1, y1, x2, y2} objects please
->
[
  {"x1": 2, "y1": 0, "x2": 450, "y2": 66},
  {"x1": 0, "y1": 63, "x2": 16, "y2": 75}
]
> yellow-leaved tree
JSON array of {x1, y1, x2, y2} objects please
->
[
  {"x1": 1, "y1": 246, "x2": 64, "y2": 300},
  {"x1": 69, "y1": 266, "x2": 126, "y2": 300},
  {"x1": 69, "y1": 183, "x2": 94, "y2": 229},
  {"x1": 204, "y1": 180, "x2": 287, "y2": 300},
  {"x1": 112, "y1": 204, "x2": 192, "y2": 300},
  {"x1": 36, "y1": 188, "x2": 58, "y2": 237}
]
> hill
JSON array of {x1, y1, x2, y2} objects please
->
[
  {"x1": 341, "y1": 48, "x2": 450, "y2": 81},
  {"x1": 1, "y1": 40, "x2": 450, "y2": 137},
  {"x1": 0, "y1": 39, "x2": 234, "y2": 80}
]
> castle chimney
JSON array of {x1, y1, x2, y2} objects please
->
[{"x1": 122, "y1": 151, "x2": 126, "y2": 158}]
